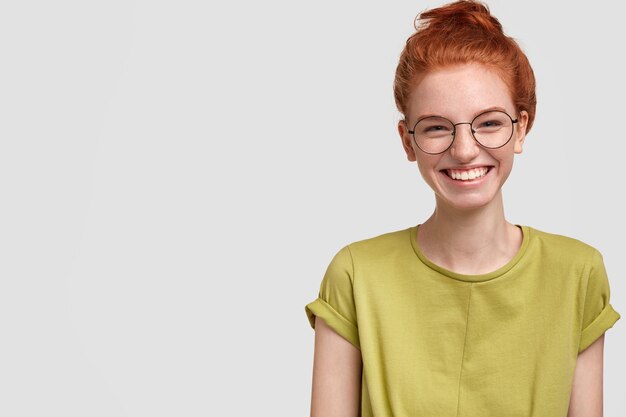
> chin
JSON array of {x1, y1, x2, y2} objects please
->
[
  {"x1": 444, "y1": 197, "x2": 495, "y2": 211},
  {"x1": 434, "y1": 189, "x2": 502, "y2": 212}
]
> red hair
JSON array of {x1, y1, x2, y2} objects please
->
[{"x1": 393, "y1": 0, "x2": 537, "y2": 132}]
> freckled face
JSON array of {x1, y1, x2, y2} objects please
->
[{"x1": 398, "y1": 63, "x2": 529, "y2": 211}]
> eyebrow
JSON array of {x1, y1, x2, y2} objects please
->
[{"x1": 412, "y1": 106, "x2": 510, "y2": 123}]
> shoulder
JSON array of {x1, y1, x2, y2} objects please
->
[
  {"x1": 318, "y1": 228, "x2": 411, "y2": 294},
  {"x1": 526, "y1": 225, "x2": 601, "y2": 262},
  {"x1": 344, "y1": 226, "x2": 412, "y2": 261}
]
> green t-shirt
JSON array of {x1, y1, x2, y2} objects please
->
[{"x1": 305, "y1": 224, "x2": 620, "y2": 416}]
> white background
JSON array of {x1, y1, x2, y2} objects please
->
[{"x1": 0, "y1": 0, "x2": 624, "y2": 415}]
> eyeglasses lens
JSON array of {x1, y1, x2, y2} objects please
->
[
  {"x1": 471, "y1": 111, "x2": 513, "y2": 148},
  {"x1": 413, "y1": 117, "x2": 454, "y2": 154}
]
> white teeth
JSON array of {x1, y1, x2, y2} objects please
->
[{"x1": 446, "y1": 167, "x2": 489, "y2": 181}]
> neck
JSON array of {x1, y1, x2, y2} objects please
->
[{"x1": 418, "y1": 190, "x2": 521, "y2": 274}]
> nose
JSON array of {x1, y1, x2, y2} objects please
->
[{"x1": 449, "y1": 123, "x2": 480, "y2": 162}]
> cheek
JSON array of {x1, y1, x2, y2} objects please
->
[
  {"x1": 492, "y1": 150, "x2": 516, "y2": 177},
  {"x1": 415, "y1": 156, "x2": 441, "y2": 184}
]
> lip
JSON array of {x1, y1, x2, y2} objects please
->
[
  {"x1": 440, "y1": 166, "x2": 494, "y2": 186},
  {"x1": 440, "y1": 164, "x2": 494, "y2": 171}
]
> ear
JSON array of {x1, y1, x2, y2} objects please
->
[
  {"x1": 398, "y1": 120, "x2": 417, "y2": 162},
  {"x1": 513, "y1": 110, "x2": 529, "y2": 154}
]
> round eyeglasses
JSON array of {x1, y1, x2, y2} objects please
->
[{"x1": 407, "y1": 110, "x2": 519, "y2": 155}]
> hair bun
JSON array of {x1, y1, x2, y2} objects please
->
[{"x1": 416, "y1": 0, "x2": 503, "y2": 36}]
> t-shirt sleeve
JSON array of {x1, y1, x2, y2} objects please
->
[
  {"x1": 304, "y1": 245, "x2": 360, "y2": 350},
  {"x1": 578, "y1": 249, "x2": 621, "y2": 354}
]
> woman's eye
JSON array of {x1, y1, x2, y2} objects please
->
[
  {"x1": 416, "y1": 118, "x2": 453, "y2": 136},
  {"x1": 476, "y1": 120, "x2": 503, "y2": 129}
]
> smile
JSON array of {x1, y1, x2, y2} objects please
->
[{"x1": 443, "y1": 166, "x2": 492, "y2": 181}]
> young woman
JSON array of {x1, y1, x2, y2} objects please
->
[{"x1": 305, "y1": 1, "x2": 621, "y2": 416}]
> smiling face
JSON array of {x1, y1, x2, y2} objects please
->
[{"x1": 398, "y1": 63, "x2": 529, "y2": 212}]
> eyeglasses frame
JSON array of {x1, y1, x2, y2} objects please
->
[{"x1": 407, "y1": 110, "x2": 519, "y2": 155}]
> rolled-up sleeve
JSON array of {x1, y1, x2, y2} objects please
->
[
  {"x1": 578, "y1": 249, "x2": 621, "y2": 353},
  {"x1": 305, "y1": 245, "x2": 360, "y2": 350}
]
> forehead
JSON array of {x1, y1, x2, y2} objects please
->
[{"x1": 407, "y1": 63, "x2": 515, "y2": 121}]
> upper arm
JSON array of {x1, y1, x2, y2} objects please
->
[
  {"x1": 568, "y1": 333, "x2": 604, "y2": 417},
  {"x1": 310, "y1": 315, "x2": 362, "y2": 417}
]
